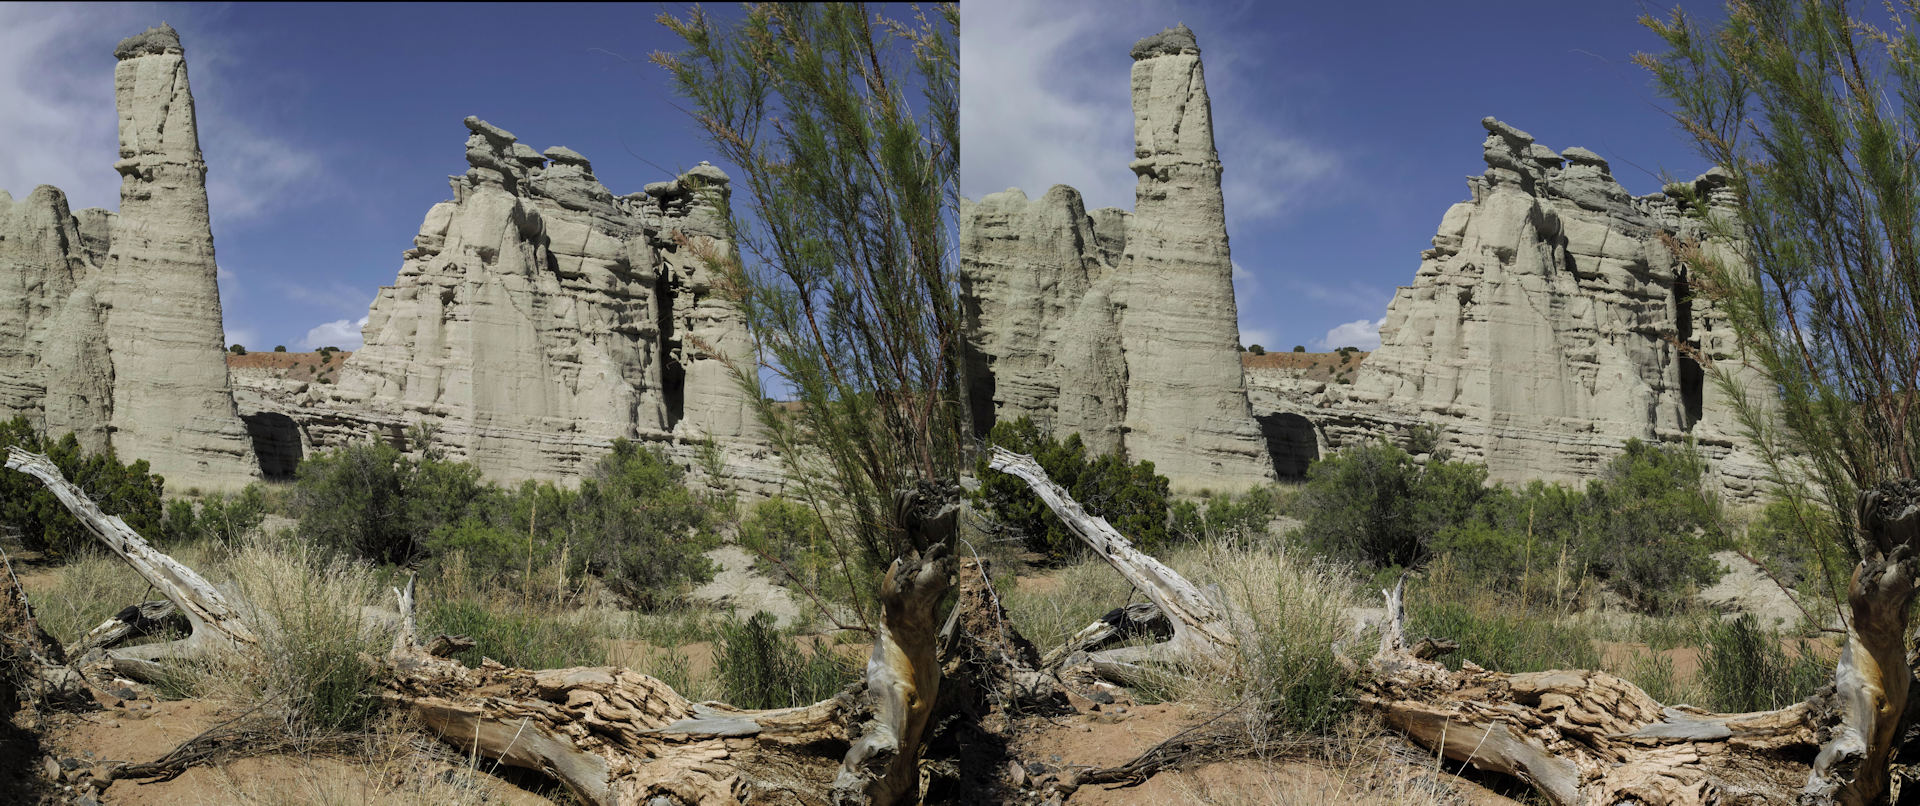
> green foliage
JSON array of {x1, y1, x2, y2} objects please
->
[
  {"x1": 159, "y1": 485, "x2": 271, "y2": 546},
  {"x1": 1700, "y1": 615, "x2": 1829, "y2": 713},
  {"x1": 273, "y1": 345, "x2": 286, "y2": 352},
  {"x1": 572, "y1": 439, "x2": 718, "y2": 608},
  {"x1": 739, "y1": 497, "x2": 855, "y2": 606},
  {"x1": 0, "y1": 417, "x2": 165, "y2": 558},
  {"x1": 229, "y1": 344, "x2": 245, "y2": 354},
  {"x1": 1170, "y1": 487, "x2": 1278, "y2": 543},
  {"x1": 422, "y1": 598, "x2": 604, "y2": 670},
  {"x1": 291, "y1": 433, "x2": 715, "y2": 607},
  {"x1": 655, "y1": 4, "x2": 964, "y2": 575},
  {"x1": 1248, "y1": 344, "x2": 1266, "y2": 355},
  {"x1": 1645, "y1": 2, "x2": 1920, "y2": 589},
  {"x1": 715, "y1": 612, "x2": 854, "y2": 709},
  {"x1": 1301, "y1": 432, "x2": 1725, "y2": 612},
  {"x1": 974, "y1": 417, "x2": 1171, "y2": 558},
  {"x1": 1292, "y1": 345, "x2": 1306, "y2": 353},
  {"x1": 1408, "y1": 586, "x2": 1601, "y2": 674},
  {"x1": 1295, "y1": 436, "x2": 1487, "y2": 569}
]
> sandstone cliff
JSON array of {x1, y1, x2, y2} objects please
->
[
  {"x1": 1253, "y1": 118, "x2": 1770, "y2": 500},
  {"x1": 0, "y1": 24, "x2": 259, "y2": 491},
  {"x1": 961, "y1": 25, "x2": 1274, "y2": 492},
  {"x1": 270, "y1": 117, "x2": 773, "y2": 489}
]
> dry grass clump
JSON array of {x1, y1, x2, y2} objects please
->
[
  {"x1": 1161, "y1": 539, "x2": 1366, "y2": 742},
  {"x1": 31, "y1": 542, "x2": 222, "y2": 647},
  {"x1": 176, "y1": 533, "x2": 389, "y2": 740},
  {"x1": 999, "y1": 556, "x2": 1140, "y2": 650}
]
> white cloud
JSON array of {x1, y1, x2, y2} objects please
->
[
  {"x1": 0, "y1": 6, "x2": 131, "y2": 211},
  {"x1": 960, "y1": 0, "x2": 1134, "y2": 211},
  {"x1": 222, "y1": 325, "x2": 258, "y2": 351},
  {"x1": 1239, "y1": 326, "x2": 1276, "y2": 351},
  {"x1": 1316, "y1": 317, "x2": 1385, "y2": 352},
  {"x1": 962, "y1": 0, "x2": 1344, "y2": 224},
  {"x1": 0, "y1": 7, "x2": 325, "y2": 224},
  {"x1": 302, "y1": 316, "x2": 368, "y2": 351}
]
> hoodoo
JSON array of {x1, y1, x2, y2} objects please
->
[{"x1": 961, "y1": 25, "x2": 1275, "y2": 492}]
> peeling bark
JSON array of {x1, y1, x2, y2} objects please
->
[{"x1": 985, "y1": 447, "x2": 1236, "y2": 680}]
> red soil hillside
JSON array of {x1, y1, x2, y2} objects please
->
[
  {"x1": 225, "y1": 350, "x2": 354, "y2": 384},
  {"x1": 1241, "y1": 349, "x2": 1368, "y2": 382}
]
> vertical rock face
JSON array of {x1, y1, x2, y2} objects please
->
[
  {"x1": 296, "y1": 118, "x2": 768, "y2": 485},
  {"x1": 960, "y1": 25, "x2": 1273, "y2": 491},
  {"x1": 0, "y1": 25, "x2": 258, "y2": 489},
  {"x1": 1260, "y1": 118, "x2": 1769, "y2": 500},
  {"x1": 1115, "y1": 26, "x2": 1274, "y2": 490},
  {"x1": 98, "y1": 24, "x2": 259, "y2": 490}
]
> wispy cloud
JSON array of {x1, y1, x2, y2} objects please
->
[
  {"x1": 960, "y1": 0, "x2": 1133, "y2": 211},
  {"x1": 1316, "y1": 317, "x2": 1385, "y2": 351},
  {"x1": 962, "y1": 0, "x2": 1345, "y2": 225},
  {"x1": 302, "y1": 316, "x2": 368, "y2": 351},
  {"x1": 0, "y1": 6, "x2": 128, "y2": 211},
  {"x1": 0, "y1": 6, "x2": 327, "y2": 224}
]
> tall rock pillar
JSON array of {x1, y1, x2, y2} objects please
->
[
  {"x1": 1116, "y1": 26, "x2": 1273, "y2": 491},
  {"x1": 101, "y1": 25, "x2": 258, "y2": 490}
]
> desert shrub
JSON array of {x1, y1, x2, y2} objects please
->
[
  {"x1": 975, "y1": 417, "x2": 1171, "y2": 558},
  {"x1": 290, "y1": 438, "x2": 415, "y2": 563},
  {"x1": 737, "y1": 496, "x2": 857, "y2": 606},
  {"x1": 715, "y1": 612, "x2": 854, "y2": 709},
  {"x1": 292, "y1": 434, "x2": 716, "y2": 607},
  {"x1": 158, "y1": 484, "x2": 271, "y2": 546},
  {"x1": 1248, "y1": 344, "x2": 1266, "y2": 355},
  {"x1": 0, "y1": 417, "x2": 165, "y2": 558},
  {"x1": 422, "y1": 597, "x2": 605, "y2": 670},
  {"x1": 1700, "y1": 614, "x2": 1830, "y2": 713},
  {"x1": 571, "y1": 439, "x2": 718, "y2": 608},
  {"x1": 273, "y1": 345, "x2": 286, "y2": 352},
  {"x1": 229, "y1": 344, "x2": 246, "y2": 354},
  {"x1": 1295, "y1": 436, "x2": 1487, "y2": 569},
  {"x1": 1292, "y1": 345, "x2": 1306, "y2": 352},
  {"x1": 1577, "y1": 440, "x2": 1724, "y2": 613},
  {"x1": 1408, "y1": 589, "x2": 1601, "y2": 674},
  {"x1": 1169, "y1": 486, "x2": 1279, "y2": 543}
]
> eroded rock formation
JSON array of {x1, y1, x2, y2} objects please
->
[
  {"x1": 0, "y1": 24, "x2": 259, "y2": 491},
  {"x1": 962, "y1": 25, "x2": 1274, "y2": 492},
  {"x1": 259, "y1": 117, "x2": 775, "y2": 488},
  {"x1": 1255, "y1": 118, "x2": 1769, "y2": 499}
]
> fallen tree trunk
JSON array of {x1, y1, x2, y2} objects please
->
[
  {"x1": 5, "y1": 448, "x2": 257, "y2": 682},
  {"x1": 1362, "y1": 479, "x2": 1920, "y2": 805},
  {"x1": 382, "y1": 544, "x2": 952, "y2": 806},
  {"x1": 8, "y1": 446, "x2": 971, "y2": 804},
  {"x1": 985, "y1": 447, "x2": 1236, "y2": 682}
]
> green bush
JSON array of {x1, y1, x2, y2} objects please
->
[
  {"x1": 273, "y1": 345, "x2": 287, "y2": 352},
  {"x1": 229, "y1": 344, "x2": 246, "y2": 355},
  {"x1": 1408, "y1": 589, "x2": 1601, "y2": 673},
  {"x1": 1700, "y1": 614, "x2": 1829, "y2": 713},
  {"x1": 422, "y1": 598, "x2": 604, "y2": 670},
  {"x1": 1295, "y1": 436, "x2": 1487, "y2": 569},
  {"x1": 1248, "y1": 344, "x2": 1266, "y2": 355},
  {"x1": 715, "y1": 612, "x2": 854, "y2": 708},
  {"x1": 1170, "y1": 487, "x2": 1278, "y2": 543},
  {"x1": 572, "y1": 439, "x2": 718, "y2": 608},
  {"x1": 1292, "y1": 345, "x2": 1306, "y2": 353},
  {"x1": 974, "y1": 417, "x2": 1170, "y2": 558},
  {"x1": 738, "y1": 497, "x2": 856, "y2": 605},
  {"x1": 159, "y1": 484, "x2": 271, "y2": 546},
  {"x1": 0, "y1": 417, "x2": 165, "y2": 558},
  {"x1": 1578, "y1": 440, "x2": 1724, "y2": 612},
  {"x1": 291, "y1": 432, "x2": 716, "y2": 607}
]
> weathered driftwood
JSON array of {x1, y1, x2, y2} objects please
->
[
  {"x1": 985, "y1": 447, "x2": 1236, "y2": 682},
  {"x1": 383, "y1": 545, "x2": 953, "y2": 806},
  {"x1": 65, "y1": 600, "x2": 183, "y2": 660},
  {"x1": 1039, "y1": 602, "x2": 1170, "y2": 671},
  {"x1": 5, "y1": 447, "x2": 258, "y2": 682},
  {"x1": 1364, "y1": 577, "x2": 1817, "y2": 806}
]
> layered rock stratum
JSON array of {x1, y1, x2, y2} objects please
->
[
  {"x1": 962, "y1": 25, "x2": 1275, "y2": 492},
  {"x1": 1251, "y1": 118, "x2": 1770, "y2": 500},
  {"x1": 0, "y1": 24, "x2": 259, "y2": 491},
  {"x1": 239, "y1": 117, "x2": 777, "y2": 490}
]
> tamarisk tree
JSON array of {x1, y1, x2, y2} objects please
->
[
  {"x1": 653, "y1": 4, "x2": 966, "y2": 595},
  {"x1": 1641, "y1": 1, "x2": 1920, "y2": 802}
]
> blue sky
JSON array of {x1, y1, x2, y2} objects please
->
[
  {"x1": 0, "y1": 2, "x2": 744, "y2": 351},
  {"x1": 963, "y1": 0, "x2": 1728, "y2": 352}
]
